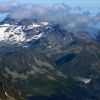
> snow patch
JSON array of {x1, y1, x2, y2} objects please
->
[
  {"x1": 40, "y1": 22, "x2": 49, "y2": 26},
  {"x1": 74, "y1": 77, "x2": 91, "y2": 84},
  {"x1": 27, "y1": 33, "x2": 44, "y2": 41}
]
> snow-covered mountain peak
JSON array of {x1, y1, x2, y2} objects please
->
[
  {"x1": 0, "y1": 23, "x2": 25, "y2": 43},
  {"x1": 0, "y1": 17, "x2": 95, "y2": 51},
  {"x1": 0, "y1": 19, "x2": 50, "y2": 46}
]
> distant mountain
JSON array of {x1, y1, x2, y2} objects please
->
[
  {"x1": 0, "y1": 16, "x2": 95, "y2": 45},
  {"x1": 0, "y1": 17, "x2": 100, "y2": 100}
]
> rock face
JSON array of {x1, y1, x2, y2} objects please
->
[
  {"x1": 0, "y1": 17, "x2": 100, "y2": 100},
  {"x1": 0, "y1": 74, "x2": 25, "y2": 100}
]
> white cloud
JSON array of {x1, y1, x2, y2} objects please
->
[{"x1": 0, "y1": 2, "x2": 99, "y2": 32}]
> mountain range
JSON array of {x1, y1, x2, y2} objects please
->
[{"x1": 0, "y1": 16, "x2": 100, "y2": 100}]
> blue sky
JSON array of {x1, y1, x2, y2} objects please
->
[{"x1": 0, "y1": 0, "x2": 100, "y2": 6}]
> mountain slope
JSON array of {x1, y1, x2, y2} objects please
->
[
  {"x1": 48, "y1": 42, "x2": 100, "y2": 77},
  {"x1": 0, "y1": 17, "x2": 100, "y2": 100},
  {"x1": 0, "y1": 74, "x2": 25, "y2": 100}
]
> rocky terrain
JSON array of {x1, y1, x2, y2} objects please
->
[{"x1": 0, "y1": 17, "x2": 100, "y2": 100}]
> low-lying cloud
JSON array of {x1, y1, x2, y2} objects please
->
[
  {"x1": 0, "y1": 2, "x2": 18, "y2": 13},
  {"x1": 0, "y1": 2, "x2": 100, "y2": 32}
]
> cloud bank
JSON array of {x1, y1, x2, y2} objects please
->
[{"x1": 0, "y1": 2, "x2": 100, "y2": 32}]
